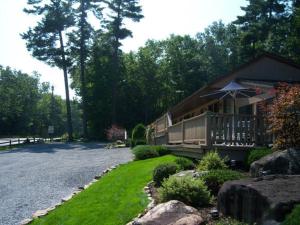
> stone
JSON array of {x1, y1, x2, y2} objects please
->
[
  {"x1": 94, "y1": 175, "x2": 102, "y2": 179},
  {"x1": 20, "y1": 218, "x2": 33, "y2": 225},
  {"x1": 134, "y1": 200, "x2": 202, "y2": 225},
  {"x1": 62, "y1": 194, "x2": 73, "y2": 202},
  {"x1": 172, "y1": 214, "x2": 204, "y2": 225},
  {"x1": 171, "y1": 170, "x2": 207, "y2": 179},
  {"x1": 250, "y1": 148, "x2": 300, "y2": 177},
  {"x1": 218, "y1": 175, "x2": 300, "y2": 224},
  {"x1": 32, "y1": 209, "x2": 48, "y2": 218}
]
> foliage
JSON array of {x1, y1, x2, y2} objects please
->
[
  {"x1": 132, "y1": 123, "x2": 146, "y2": 140},
  {"x1": 283, "y1": 204, "x2": 300, "y2": 225},
  {"x1": 201, "y1": 169, "x2": 244, "y2": 196},
  {"x1": 131, "y1": 123, "x2": 146, "y2": 147},
  {"x1": 175, "y1": 157, "x2": 196, "y2": 170},
  {"x1": 22, "y1": 0, "x2": 74, "y2": 140},
  {"x1": 246, "y1": 148, "x2": 273, "y2": 166},
  {"x1": 158, "y1": 176, "x2": 212, "y2": 208},
  {"x1": 152, "y1": 145, "x2": 171, "y2": 156},
  {"x1": 30, "y1": 155, "x2": 177, "y2": 225},
  {"x1": 106, "y1": 125, "x2": 126, "y2": 141},
  {"x1": 132, "y1": 145, "x2": 159, "y2": 160},
  {"x1": 262, "y1": 83, "x2": 300, "y2": 149},
  {"x1": 145, "y1": 125, "x2": 154, "y2": 144},
  {"x1": 215, "y1": 218, "x2": 247, "y2": 225},
  {"x1": 153, "y1": 163, "x2": 178, "y2": 186},
  {"x1": 197, "y1": 151, "x2": 228, "y2": 171},
  {"x1": 0, "y1": 66, "x2": 76, "y2": 137}
]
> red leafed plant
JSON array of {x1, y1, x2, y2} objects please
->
[
  {"x1": 264, "y1": 83, "x2": 300, "y2": 149},
  {"x1": 106, "y1": 125, "x2": 125, "y2": 141}
]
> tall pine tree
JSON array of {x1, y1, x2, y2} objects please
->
[
  {"x1": 103, "y1": 0, "x2": 143, "y2": 124},
  {"x1": 22, "y1": 0, "x2": 74, "y2": 140}
]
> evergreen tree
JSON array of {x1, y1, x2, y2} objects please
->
[
  {"x1": 103, "y1": 0, "x2": 143, "y2": 123},
  {"x1": 68, "y1": 0, "x2": 102, "y2": 139},
  {"x1": 22, "y1": 0, "x2": 74, "y2": 140}
]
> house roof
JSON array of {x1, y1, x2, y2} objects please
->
[{"x1": 169, "y1": 53, "x2": 300, "y2": 119}]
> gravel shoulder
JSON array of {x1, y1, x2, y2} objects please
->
[{"x1": 0, "y1": 142, "x2": 133, "y2": 225}]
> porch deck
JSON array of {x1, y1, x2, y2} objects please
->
[{"x1": 154, "y1": 112, "x2": 272, "y2": 150}]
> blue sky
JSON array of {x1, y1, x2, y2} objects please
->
[{"x1": 0, "y1": 0, "x2": 247, "y2": 98}]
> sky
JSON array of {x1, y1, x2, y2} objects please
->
[{"x1": 0, "y1": 0, "x2": 247, "y2": 99}]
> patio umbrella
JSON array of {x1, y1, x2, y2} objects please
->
[
  {"x1": 200, "y1": 81, "x2": 256, "y2": 114},
  {"x1": 200, "y1": 81, "x2": 257, "y2": 143}
]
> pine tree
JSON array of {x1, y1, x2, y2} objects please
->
[
  {"x1": 103, "y1": 0, "x2": 143, "y2": 124},
  {"x1": 68, "y1": 0, "x2": 102, "y2": 139},
  {"x1": 22, "y1": 0, "x2": 75, "y2": 140}
]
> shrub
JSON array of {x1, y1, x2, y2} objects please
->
[
  {"x1": 132, "y1": 145, "x2": 159, "y2": 160},
  {"x1": 158, "y1": 176, "x2": 212, "y2": 207},
  {"x1": 201, "y1": 169, "x2": 244, "y2": 196},
  {"x1": 131, "y1": 123, "x2": 146, "y2": 147},
  {"x1": 153, "y1": 163, "x2": 178, "y2": 186},
  {"x1": 246, "y1": 148, "x2": 273, "y2": 166},
  {"x1": 215, "y1": 218, "x2": 247, "y2": 225},
  {"x1": 106, "y1": 124, "x2": 125, "y2": 141},
  {"x1": 152, "y1": 145, "x2": 171, "y2": 156},
  {"x1": 259, "y1": 83, "x2": 300, "y2": 149},
  {"x1": 175, "y1": 157, "x2": 196, "y2": 170},
  {"x1": 283, "y1": 204, "x2": 300, "y2": 225},
  {"x1": 197, "y1": 151, "x2": 228, "y2": 171},
  {"x1": 131, "y1": 139, "x2": 147, "y2": 147}
]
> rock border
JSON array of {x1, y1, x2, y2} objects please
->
[
  {"x1": 126, "y1": 181, "x2": 156, "y2": 225},
  {"x1": 19, "y1": 165, "x2": 119, "y2": 225}
]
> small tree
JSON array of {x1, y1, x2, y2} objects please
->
[{"x1": 265, "y1": 83, "x2": 300, "y2": 149}]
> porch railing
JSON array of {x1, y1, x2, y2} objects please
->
[{"x1": 167, "y1": 112, "x2": 272, "y2": 147}]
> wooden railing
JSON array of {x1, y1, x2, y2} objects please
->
[
  {"x1": 154, "y1": 114, "x2": 168, "y2": 137},
  {"x1": 168, "y1": 112, "x2": 210, "y2": 145},
  {"x1": 167, "y1": 112, "x2": 272, "y2": 147}
]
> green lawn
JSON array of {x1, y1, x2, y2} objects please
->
[{"x1": 31, "y1": 155, "x2": 177, "y2": 225}]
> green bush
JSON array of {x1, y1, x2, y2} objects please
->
[
  {"x1": 158, "y1": 176, "x2": 212, "y2": 208},
  {"x1": 283, "y1": 204, "x2": 300, "y2": 225},
  {"x1": 246, "y1": 148, "x2": 272, "y2": 166},
  {"x1": 131, "y1": 124, "x2": 146, "y2": 147},
  {"x1": 201, "y1": 169, "x2": 244, "y2": 196},
  {"x1": 132, "y1": 145, "x2": 159, "y2": 160},
  {"x1": 153, "y1": 163, "x2": 178, "y2": 186},
  {"x1": 215, "y1": 218, "x2": 247, "y2": 225},
  {"x1": 131, "y1": 139, "x2": 147, "y2": 147},
  {"x1": 197, "y1": 151, "x2": 228, "y2": 171},
  {"x1": 152, "y1": 145, "x2": 171, "y2": 156},
  {"x1": 175, "y1": 157, "x2": 196, "y2": 170}
]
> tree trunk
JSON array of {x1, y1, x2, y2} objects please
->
[
  {"x1": 59, "y1": 30, "x2": 73, "y2": 141},
  {"x1": 79, "y1": 0, "x2": 88, "y2": 139},
  {"x1": 111, "y1": 2, "x2": 122, "y2": 125}
]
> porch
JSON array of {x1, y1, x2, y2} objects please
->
[{"x1": 154, "y1": 112, "x2": 272, "y2": 151}]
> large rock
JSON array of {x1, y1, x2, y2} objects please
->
[
  {"x1": 133, "y1": 200, "x2": 203, "y2": 225},
  {"x1": 218, "y1": 175, "x2": 300, "y2": 224},
  {"x1": 250, "y1": 148, "x2": 300, "y2": 177}
]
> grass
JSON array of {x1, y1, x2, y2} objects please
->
[{"x1": 31, "y1": 155, "x2": 177, "y2": 225}]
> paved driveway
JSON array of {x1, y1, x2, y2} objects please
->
[{"x1": 0, "y1": 143, "x2": 133, "y2": 225}]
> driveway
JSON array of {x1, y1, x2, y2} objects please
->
[{"x1": 0, "y1": 143, "x2": 133, "y2": 225}]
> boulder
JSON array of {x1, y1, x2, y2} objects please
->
[
  {"x1": 172, "y1": 170, "x2": 208, "y2": 179},
  {"x1": 133, "y1": 200, "x2": 203, "y2": 225},
  {"x1": 218, "y1": 175, "x2": 300, "y2": 224},
  {"x1": 250, "y1": 148, "x2": 300, "y2": 177}
]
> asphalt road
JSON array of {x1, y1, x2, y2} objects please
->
[{"x1": 0, "y1": 143, "x2": 133, "y2": 225}]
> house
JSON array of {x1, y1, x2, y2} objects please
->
[{"x1": 151, "y1": 53, "x2": 300, "y2": 159}]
